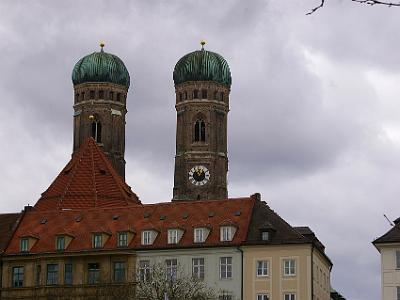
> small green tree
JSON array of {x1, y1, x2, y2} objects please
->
[{"x1": 136, "y1": 262, "x2": 217, "y2": 300}]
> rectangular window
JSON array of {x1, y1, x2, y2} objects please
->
[
  {"x1": 46, "y1": 264, "x2": 58, "y2": 285},
  {"x1": 139, "y1": 260, "x2": 151, "y2": 282},
  {"x1": 93, "y1": 233, "x2": 102, "y2": 248},
  {"x1": 284, "y1": 293, "x2": 296, "y2": 300},
  {"x1": 142, "y1": 231, "x2": 152, "y2": 245},
  {"x1": 192, "y1": 258, "x2": 205, "y2": 279},
  {"x1": 88, "y1": 263, "x2": 100, "y2": 284},
  {"x1": 194, "y1": 228, "x2": 204, "y2": 243},
  {"x1": 64, "y1": 263, "x2": 73, "y2": 285},
  {"x1": 109, "y1": 91, "x2": 114, "y2": 100},
  {"x1": 168, "y1": 229, "x2": 178, "y2": 244},
  {"x1": 165, "y1": 259, "x2": 178, "y2": 280},
  {"x1": 219, "y1": 291, "x2": 233, "y2": 300},
  {"x1": 56, "y1": 236, "x2": 65, "y2": 251},
  {"x1": 90, "y1": 90, "x2": 95, "y2": 99},
  {"x1": 396, "y1": 251, "x2": 400, "y2": 269},
  {"x1": 114, "y1": 262, "x2": 126, "y2": 283},
  {"x1": 220, "y1": 226, "x2": 233, "y2": 242},
  {"x1": 397, "y1": 286, "x2": 400, "y2": 300},
  {"x1": 257, "y1": 294, "x2": 269, "y2": 300},
  {"x1": 261, "y1": 231, "x2": 270, "y2": 241},
  {"x1": 118, "y1": 232, "x2": 128, "y2": 247},
  {"x1": 20, "y1": 238, "x2": 28, "y2": 252},
  {"x1": 220, "y1": 257, "x2": 232, "y2": 279},
  {"x1": 12, "y1": 266, "x2": 24, "y2": 287},
  {"x1": 283, "y1": 259, "x2": 296, "y2": 276},
  {"x1": 99, "y1": 90, "x2": 104, "y2": 99},
  {"x1": 36, "y1": 265, "x2": 41, "y2": 286},
  {"x1": 257, "y1": 260, "x2": 268, "y2": 276}
]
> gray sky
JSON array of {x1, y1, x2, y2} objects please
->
[{"x1": 0, "y1": 0, "x2": 399, "y2": 298}]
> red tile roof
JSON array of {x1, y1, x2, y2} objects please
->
[
  {"x1": 5, "y1": 197, "x2": 255, "y2": 254},
  {"x1": 0, "y1": 213, "x2": 21, "y2": 253},
  {"x1": 34, "y1": 138, "x2": 141, "y2": 211}
]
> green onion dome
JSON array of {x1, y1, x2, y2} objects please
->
[
  {"x1": 72, "y1": 45, "x2": 130, "y2": 88},
  {"x1": 173, "y1": 43, "x2": 231, "y2": 86}
]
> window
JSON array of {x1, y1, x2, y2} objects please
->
[
  {"x1": 99, "y1": 90, "x2": 104, "y2": 99},
  {"x1": 114, "y1": 262, "x2": 126, "y2": 283},
  {"x1": 90, "y1": 90, "x2": 95, "y2": 99},
  {"x1": 92, "y1": 233, "x2": 102, "y2": 248},
  {"x1": 56, "y1": 236, "x2": 65, "y2": 251},
  {"x1": 397, "y1": 286, "x2": 400, "y2": 300},
  {"x1": 214, "y1": 91, "x2": 218, "y2": 100},
  {"x1": 109, "y1": 91, "x2": 114, "y2": 100},
  {"x1": 20, "y1": 238, "x2": 28, "y2": 252},
  {"x1": 118, "y1": 232, "x2": 128, "y2": 247},
  {"x1": 91, "y1": 121, "x2": 102, "y2": 143},
  {"x1": 284, "y1": 293, "x2": 296, "y2": 300},
  {"x1": 139, "y1": 260, "x2": 151, "y2": 282},
  {"x1": 168, "y1": 229, "x2": 178, "y2": 244},
  {"x1": 396, "y1": 251, "x2": 400, "y2": 269},
  {"x1": 219, "y1": 291, "x2": 233, "y2": 300},
  {"x1": 283, "y1": 259, "x2": 296, "y2": 276},
  {"x1": 261, "y1": 231, "x2": 270, "y2": 241},
  {"x1": 142, "y1": 230, "x2": 152, "y2": 245},
  {"x1": 64, "y1": 263, "x2": 73, "y2": 285},
  {"x1": 220, "y1": 92, "x2": 224, "y2": 101},
  {"x1": 46, "y1": 264, "x2": 58, "y2": 285},
  {"x1": 117, "y1": 93, "x2": 121, "y2": 102},
  {"x1": 194, "y1": 228, "x2": 205, "y2": 243},
  {"x1": 194, "y1": 120, "x2": 206, "y2": 142},
  {"x1": 257, "y1": 294, "x2": 269, "y2": 300},
  {"x1": 192, "y1": 258, "x2": 205, "y2": 279},
  {"x1": 165, "y1": 259, "x2": 177, "y2": 280},
  {"x1": 193, "y1": 89, "x2": 199, "y2": 99},
  {"x1": 184, "y1": 91, "x2": 188, "y2": 100},
  {"x1": 220, "y1": 226, "x2": 233, "y2": 242},
  {"x1": 179, "y1": 93, "x2": 182, "y2": 101},
  {"x1": 257, "y1": 260, "x2": 268, "y2": 276},
  {"x1": 81, "y1": 92, "x2": 85, "y2": 101},
  {"x1": 202, "y1": 89, "x2": 207, "y2": 99},
  {"x1": 36, "y1": 265, "x2": 41, "y2": 286},
  {"x1": 12, "y1": 266, "x2": 24, "y2": 287},
  {"x1": 75, "y1": 93, "x2": 79, "y2": 102},
  {"x1": 88, "y1": 263, "x2": 100, "y2": 284},
  {"x1": 220, "y1": 257, "x2": 232, "y2": 279}
]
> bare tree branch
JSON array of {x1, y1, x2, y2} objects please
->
[{"x1": 308, "y1": 0, "x2": 400, "y2": 14}]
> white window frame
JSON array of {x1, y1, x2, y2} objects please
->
[
  {"x1": 220, "y1": 257, "x2": 232, "y2": 279},
  {"x1": 194, "y1": 228, "x2": 204, "y2": 243},
  {"x1": 283, "y1": 259, "x2": 296, "y2": 276},
  {"x1": 220, "y1": 226, "x2": 233, "y2": 242},
  {"x1": 192, "y1": 257, "x2": 205, "y2": 279},
  {"x1": 256, "y1": 260, "x2": 268, "y2": 277},
  {"x1": 142, "y1": 230, "x2": 152, "y2": 245},
  {"x1": 20, "y1": 238, "x2": 29, "y2": 252},
  {"x1": 165, "y1": 259, "x2": 178, "y2": 280},
  {"x1": 284, "y1": 293, "x2": 296, "y2": 300},
  {"x1": 117, "y1": 232, "x2": 128, "y2": 247},
  {"x1": 56, "y1": 236, "x2": 65, "y2": 251},
  {"x1": 92, "y1": 233, "x2": 102, "y2": 248},
  {"x1": 257, "y1": 294, "x2": 269, "y2": 300},
  {"x1": 168, "y1": 229, "x2": 178, "y2": 244},
  {"x1": 139, "y1": 260, "x2": 151, "y2": 282}
]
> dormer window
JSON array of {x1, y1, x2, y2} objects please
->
[
  {"x1": 56, "y1": 236, "x2": 65, "y2": 251},
  {"x1": 20, "y1": 238, "x2": 28, "y2": 252},
  {"x1": 142, "y1": 230, "x2": 154, "y2": 245},
  {"x1": 168, "y1": 229, "x2": 178, "y2": 244},
  {"x1": 261, "y1": 231, "x2": 270, "y2": 241},
  {"x1": 92, "y1": 233, "x2": 102, "y2": 249},
  {"x1": 220, "y1": 226, "x2": 236, "y2": 242},
  {"x1": 118, "y1": 232, "x2": 128, "y2": 247},
  {"x1": 194, "y1": 228, "x2": 204, "y2": 243}
]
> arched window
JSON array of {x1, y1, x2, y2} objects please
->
[
  {"x1": 220, "y1": 92, "x2": 224, "y2": 101},
  {"x1": 99, "y1": 90, "x2": 104, "y2": 99},
  {"x1": 179, "y1": 93, "x2": 182, "y2": 102},
  {"x1": 91, "y1": 121, "x2": 102, "y2": 143},
  {"x1": 202, "y1": 89, "x2": 207, "y2": 99},
  {"x1": 109, "y1": 91, "x2": 114, "y2": 100},
  {"x1": 116, "y1": 93, "x2": 121, "y2": 102},
  {"x1": 193, "y1": 90, "x2": 199, "y2": 99},
  {"x1": 194, "y1": 120, "x2": 206, "y2": 142},
  {"x1": 81, "y1": 92, "x2": 85, "y2": 101},
  {"x1": 184, "y1": 91, "x2": 188, "y2": 100},
  {"x1": 214, "y1": 91, "x2": 218, "y2": 100},
  {"x1": 75, "y1": 93, "x2": 80, "y2": 102},
  {"x1": 90, "y1": 90, "x2": 95, "y2": 99}
]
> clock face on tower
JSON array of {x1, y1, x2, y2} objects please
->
[{"x1": 188, "y1": 165, "x2": 210, "y2": 186}]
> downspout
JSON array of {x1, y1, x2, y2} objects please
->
[
  {"x1": 311, "y1": 244, "x2": 314, "y2": 300},
  {"x1": 237, "y1": 247, "x2": 243, "y2": 300}
]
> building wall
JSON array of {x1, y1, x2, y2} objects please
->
[
  {"x1": 243, "y1": 244, "x2": 331, "y2": 300},
  {"x1": 312, "y1": 248, "x2": 331, "y2": 300},
  {"x1": 379, "y1": 245, "x2": 400, "y2": 300},
  {"x1": 136, "y1": 247, "x2": 242, "y2": 299}
]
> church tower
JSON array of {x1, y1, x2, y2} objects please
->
[
  {"x1": 172, "y1": 42, "x2": 232, "y2": 201},
  {"x1": 71, "y1": 43, "x2": 130, "y2": 179}
]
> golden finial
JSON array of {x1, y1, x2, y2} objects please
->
[
  {"x1": 89, "y1": 115, "x2": 95, "y2": 121},
  {"x1": 200, "y1": 40, "x2": 206, "y2": 50},
  {"x1": 100, "y1": 41, "x2": 105, "y2": 52}
]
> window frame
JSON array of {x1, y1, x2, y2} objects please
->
[
  {"x1": 117, "y1": 232, "x2": 128, "y2": 247},
  {"x1": 192, "y1": 257, "x2": 205, "y2": 280},
  {"x1": 257, "y1": 294, "x2": 269, "y2": 300},
  {"x1": 46, "y1": 264, "x2": 59, "y2": 285},
  {"x1": 142, "y1": 230, "x2": 152, "y2": 245},
  {"x1": 283, "y1": 259, "x2": 296, "y2": 277},
  {"x1": 220, "y1": 226, "x2": 233, "y2": 242},
  {"x1": 113, "y1": 261, "x2": 126, "y2": 283},
  {"x1": 194, "y1": 228, "x2": 205, "y2": 243},
  {"x1": 139, "y1": 260, "x2": 151, "y2": 282},
  {"x1": 87, "y1": 263, "x2": 100, "y2": 284},
  {"x1": 168, "y1": 229, "x2": 178, "y2": 244},
  {"x1": 165, "y1": 259, "x2": 178, "y2": 280},
  {"x1": 220, "y1": 257, "x2": 232, "y2": 279},
  {"x1": 256, "y1": 260, "x2": 269, "y2": 277},
  {"x1": 20, "y1": 238, "x2": 29, "y2": 252},
  {"x1": 56, "y1": 236, "x2": 65, "y2": 251},
  {"x1": 64, "y1": 263, "x2": 73, "y2": 285},
  {"x1": 12, "y1": 266, "x2": 24, "y2": 287},
  {"x1": 92, "y1": 233, "x2": 102, "y2": 249},
  {"x1": 283, "y1": 293, "x2": 296, "y2": 300}
]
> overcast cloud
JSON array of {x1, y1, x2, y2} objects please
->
[{"x1": 1, "y1": 1, "x2": 399, "y2": 299}]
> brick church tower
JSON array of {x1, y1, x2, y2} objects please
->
[
  {"x1": 172, "y1": 42, "x2": 232, "y2": 201},
  {"x1": 71, "y1": 43, "x2": 130, "y2": 178}
]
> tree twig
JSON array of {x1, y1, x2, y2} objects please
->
[{"x1": 308, "y1": 0, "x2": 400, "y2": 15}]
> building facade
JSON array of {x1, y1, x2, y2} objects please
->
[{"x1": 0, "y1": 43, "x2": 335, "y2": 300}]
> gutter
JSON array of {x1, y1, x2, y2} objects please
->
[{"x1": 237, "y1": 246, "x2": 243, "y2": 300}]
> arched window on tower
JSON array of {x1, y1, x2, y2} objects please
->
[
  {"x1": 184, "y1": 91, "x2": 188, "y2": 100},
  {"x1": 202, "y1": 89, "x2": 207, "y2": 99},
  {"x1": 91, "y1": 121, "x2": 102, "y2": 143},
  {"x1": 193, "y1": 90, "x2": 199, "y2": 99},
  {"x1": 220, "y1": 92, "x2": 224, "y2": 101},
  {"x1": 194, "y1": 120, "x2": 206, "y2": 142},
  {"x1": 214, "y1": 91, "x2": 218, "y2": 100}
]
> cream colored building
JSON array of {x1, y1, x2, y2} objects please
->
[{"x1": 373, "y1": 219, "x2": 400, "y2": 300}]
